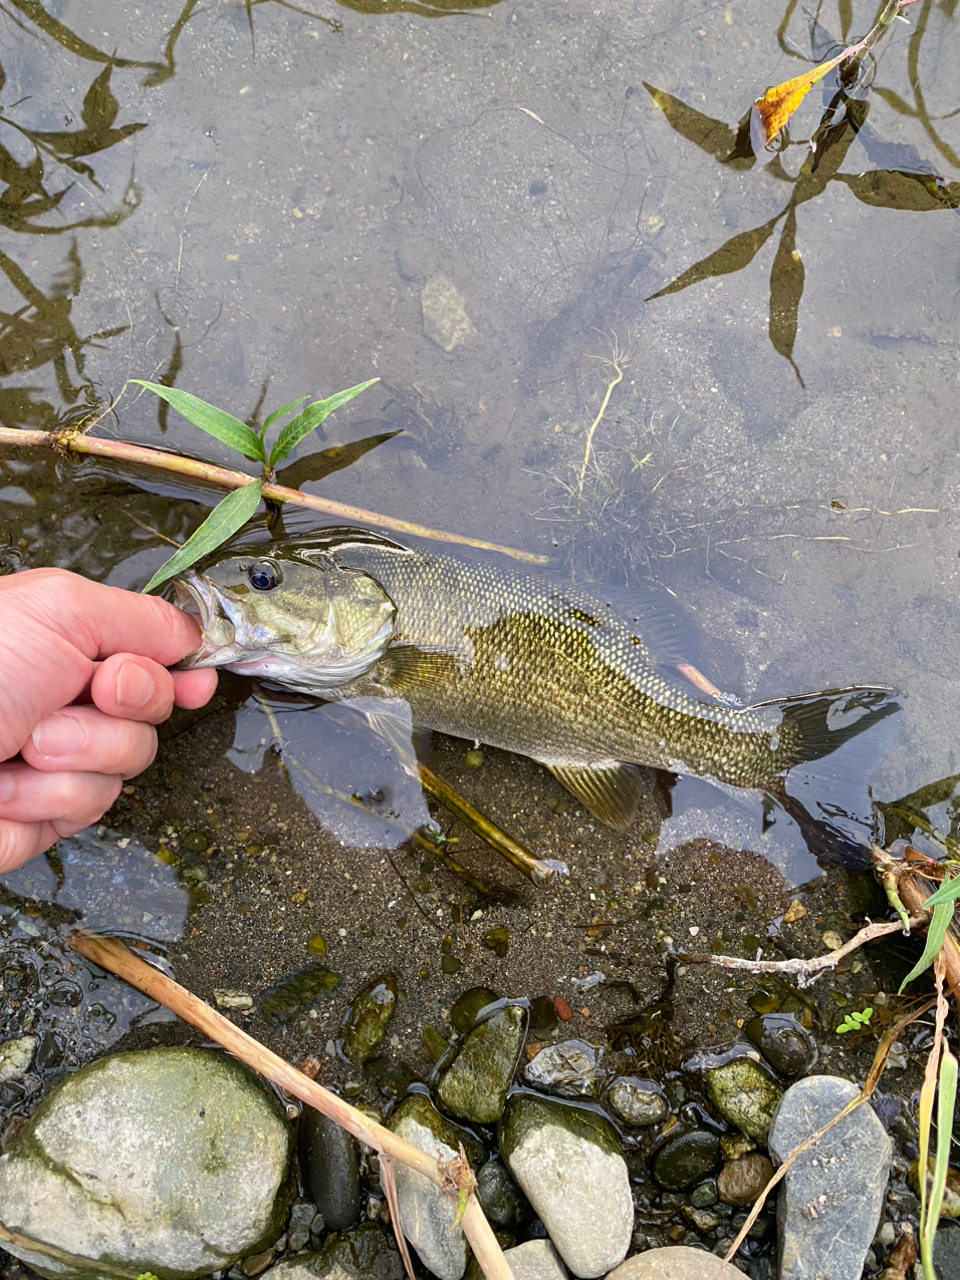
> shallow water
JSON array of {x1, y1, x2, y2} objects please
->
[{"x1": 0, "y1": 0, "x2": 957, "y2": 1125}]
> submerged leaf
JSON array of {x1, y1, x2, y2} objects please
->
[
  {"x1": 269, "y1": 377, "x2": 379, "y2": 465},
  {"x1": 647, "y1": 215, "x2": 781, "y2": 300},
  {"x1": 642, "y1": 83, "x2": 754, "y2": 169},
  {"x1": 768, "y1": 205, "x2": 805, "y2": 384},
  {"x1": 140, "y1": 480, "x2": 264, "y2": 593},
  {"x1": 131, "y1": 380, "x2": 266, "y2": 462}
]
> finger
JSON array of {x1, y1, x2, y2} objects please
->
[
  {"x1": 21, "y1": 707, "x2": 159, "y2": 779},
  {"x1": 0, "y1": 763, "x2": 122, "y2": 828},
  {"x1": 171, "y1": 667, "x2": 218, "y2": 710},
  {"x1": 2, "y1": 567, "x2": 203, "y2": 667},
  {"x1": 0, "y1": 818, "x2": 68, "y2": 873},
  {"x1": 90, "y1": 655, "x2": 176, "y2": 724}
]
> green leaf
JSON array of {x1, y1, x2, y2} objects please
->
[
  {"x1": 140, "y1": 480, "x2": 264, "y2": 594},
  {"x1": 919, "y1": 871, "x2": 960, "y2": 908},
  {"x1": 269, "y1": 378, "x2": 379, "y2": 465},
  {"x1": 261, "y1": 396, "x2": 309, "y2": 438},
  {"x1": 928, "y1": 1047, "x2": 959, "y2": 1256},
  {"x1": 899, "y1": 898, "x2": 956, "y2": 993},
  {"x1": 131, "y1": 380, "x2": 266, "y2": 462}
]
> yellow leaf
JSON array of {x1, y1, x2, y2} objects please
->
[{"x1": 750, "y1": 51, "x2": 849, "y2": 153}]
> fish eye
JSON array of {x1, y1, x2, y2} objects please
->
[{"x1": 247, "y1": 561, "x2": 281, "y2": 591}]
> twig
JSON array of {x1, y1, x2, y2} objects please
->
[
  {"x1": 576, "y1": 348, "x2": 625, "y2": 507},
  {"x1": 68, "y1": 931, "x2": 514, "y2": 1280},
  {"x1": 677, "y1": 916, "x2": 925, "y2": 986},
  {"x1": 418, "y1": 761, "x2": 567, "y2": 886},
  {"x1": 0, "y1": 427, "x2": 548, "y2": 565}
]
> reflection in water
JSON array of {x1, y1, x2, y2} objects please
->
[
  {"x1": 228, "y1": 692, "x2": 432, "y2": 849},
  {"x1": 0, "y1": 829, "x2": 185, "y2": 1118},
  {"x1": 643, "y1": 2, "x2": 959, "y2": 381}
]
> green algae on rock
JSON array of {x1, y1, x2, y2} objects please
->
[
  {"x1": 0, "y1": 1047, "x2": 293, "y2": 1280},
  {"x1": 386, "y1": 1092, "x2": 485, "y2": 1280},
  {"x1": 705, "y1": 1057, "x2": 784, "y2": 1143},
  {"x1": 340, "y1": 972, "x2": 398, "y2": 1065},
  {"x1": 498, "y1": 1092, "x2": 632, "y2": 1278},
  {"x1": 436, "y1": 1003, "x2": 527, "y2": 1124}
]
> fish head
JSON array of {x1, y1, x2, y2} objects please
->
[{"x1": 174, "y1": 551, "x2": 396, "y2": 692}]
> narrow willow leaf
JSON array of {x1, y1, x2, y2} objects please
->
[
  {"x1": 647, "y1": 215, "x2": 780, "y2": 300},
  {"x1": 269, "y1": 378, "x2": 379, "y2": 465},
  {"x1": 262, "y1": 396, "x2": 309, "y2": 437},
  {"x1": 928, "y1": 1047, "x2": 958, "y2": 1246},
  {"x1": 141, "y1": 480, "x2": 263, "y2": 594},
  {"x1": 920, "y1": 871, "x2": 960, "y2": 908},
  {"x1": 898, "y1": 898, "x2": 956, "y2": 992},
  {"x1": 132, "y1": 380, "x2": 266, "y2": 462},
  {"x1": 768, "y1": 205, "x2": 805, "y2": 383}
]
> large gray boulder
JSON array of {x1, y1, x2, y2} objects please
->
[
  {"x1": 768, "y1": 1075, "x2": 892, "y2": 1280},
  {"x1": 0, "y1": 1047, "x2": 293, "y2": 1280}
]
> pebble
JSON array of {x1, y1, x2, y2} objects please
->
[
  {"x1": 387, "y1": 1092, "x2": 484, "y2": 1280},
  {"x1": 704, "y1": 1057, "x2": 783, "y2": 1142},
  {"x1": 268, "y1": 1222, "x2": 405, "y2": 1280},
  {"x1": 476, "y1": 1158, "x2": 531, "y2": 1228},
  {"x1": 523, "y1": 1040, "x2": 604, "y2": 1099},
  {"x1": 607, "y1": 1077, "x2": 670, "y2": 1127},
  {"x1": 744, "y1": 1015, "x2": 816, "y2": 1078},
  {"x1": 498, "y1": 1092, "x2": 632, "y2": 1277},
  {"x1": 421, "y1": 274, "x2": 476, "y2": 352},
  {"x1": 0, "y1": 1047, "x2": 293, "y2": 1279},
  {"x1": 716, "y1": 1153, "x2": 774, "y2": 1206},
  {"x1": 340, "y1": 972, "x2": 398, "y2": 1065},
  {"x1": 651, "y1": 1130, "x2": 720, "y2": 1192},
  {"x1": 768, "y1": 1075, "x2": 893, "y2": 1280},
  {"x1": 299, "y1": 1107, "x2": 361, "y2": 1230},
  {"x1": 604, "y1": 1246, "x2": 741, "y2": 1278},
  {"x1": 436, "y1": 1003, "x2": 527, "y2": 1124},
  {"x1": 502, "y1": 1239, "x2": 569, "y2": 1280},
  {"x1": 0, "y1": 1036, "x2": 36, "y2": 1086}
]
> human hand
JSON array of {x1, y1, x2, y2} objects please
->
[{"x1": 0, "y1": 568, "x2": 218, "y2": 872}]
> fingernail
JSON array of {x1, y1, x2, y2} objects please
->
[
  {"x1": 116, "y1": 662, "x2": 155, "y2": 709},
  {"x1": 32, "y1": 712, "x2": 86, "y2": 758},
  {"x1": 0, "y1": 771, "x2": 14, "y2": 803}
]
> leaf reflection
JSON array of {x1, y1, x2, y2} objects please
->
[{"x1": 643, "y1": 3, "x2": 959, "y2": 379}]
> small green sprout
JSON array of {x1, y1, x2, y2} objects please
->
[
  {"x1": 131, "y1": 376, "x2": 378, "y2": 593},
  {"x1": 836, "y1": 1006, "x2": 873, "y2": 1034}
]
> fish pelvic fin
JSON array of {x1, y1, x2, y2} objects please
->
[
  {"x1": 547, "y1": 761, "x2": 644, "y2": 830},
  {"x1": 756, "y1": 685, "x2": 903, "y2": 867}
]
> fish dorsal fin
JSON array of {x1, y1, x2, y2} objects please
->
[{"x1": 547, "y1": 761, "x2": 643, "y2": 830}]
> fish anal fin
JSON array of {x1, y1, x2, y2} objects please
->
[{"x1": 547, "y1": 761, "x2": 643, "y2": 830}]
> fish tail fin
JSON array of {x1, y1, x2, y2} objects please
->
[{"x1": 754, "y1": 686, "x2": 902, "y2": 867}]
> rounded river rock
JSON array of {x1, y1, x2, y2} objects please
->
[
  {"x1": 498, "y1": 1092, "x2": 632, "y2": 1278},
  {"x1": 0, "y1": 1046, "x2": 293, "y2": 1280}
]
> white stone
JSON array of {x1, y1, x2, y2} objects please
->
[{"x1": 507, "y1": 1124, "x2": 633, "y2": 1277}]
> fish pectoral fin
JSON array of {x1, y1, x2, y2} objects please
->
[{"x1": 547, "y1": 761, "x2": 643, "y2": 830}]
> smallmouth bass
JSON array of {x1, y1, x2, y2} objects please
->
[{"x1": 175, "y1": 526, "x2": 900, "y2": 863}]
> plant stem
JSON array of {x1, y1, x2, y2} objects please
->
[{"x1": 0, "y1": 427, "x2": 548, "y2": 565}]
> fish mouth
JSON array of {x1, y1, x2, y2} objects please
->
[{"x1": 173, "y1": 573, "x2": 236, "y2": 666}]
